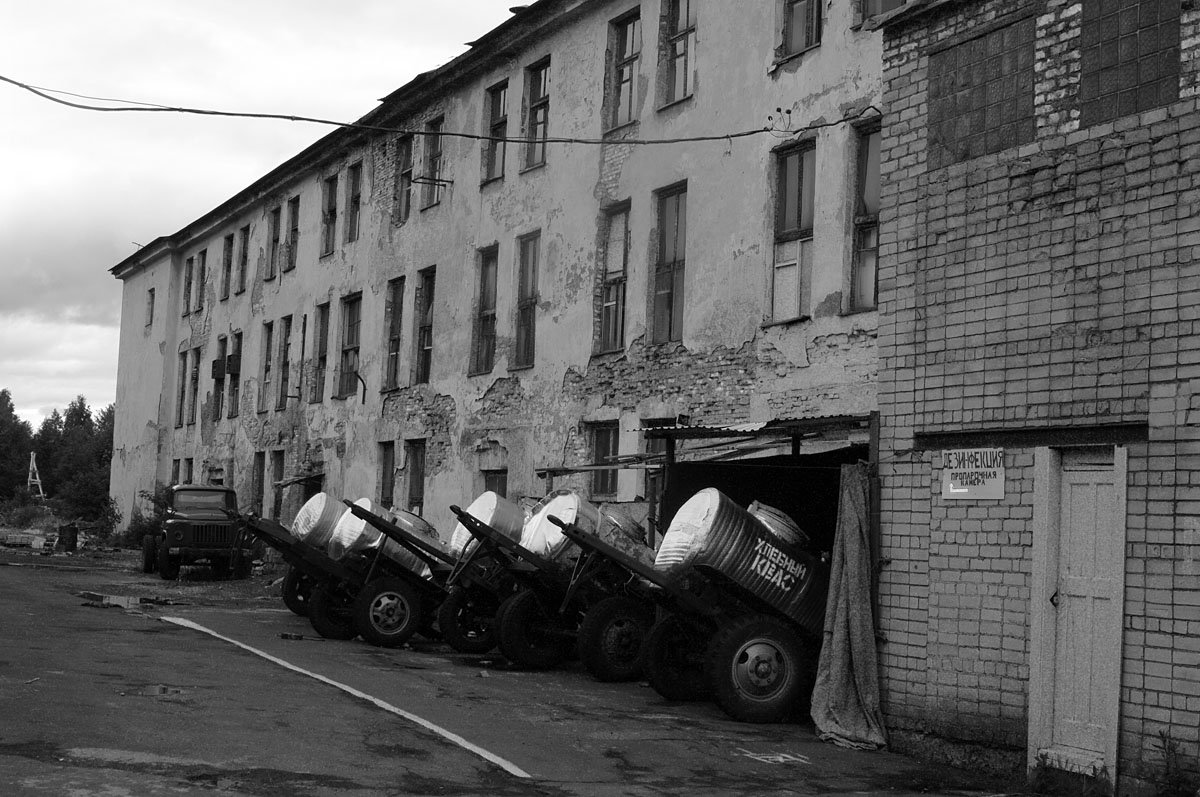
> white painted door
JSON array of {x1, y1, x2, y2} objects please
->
[{"x1": 1049, "y1": 452, "x2": 1123, "y2": 763}]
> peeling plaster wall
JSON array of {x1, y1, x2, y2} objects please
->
[{"x1": 111, "y1": 0, "x2": 882, "y2": 538}]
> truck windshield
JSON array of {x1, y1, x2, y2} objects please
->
[{"x1": 174, "y1": 492, "x2": 232, "y2": 512}]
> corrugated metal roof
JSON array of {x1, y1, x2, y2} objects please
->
[{"x1": 640, "y1": 414, "x2": 874, "y2": 439}]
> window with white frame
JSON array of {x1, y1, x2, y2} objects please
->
[
  {"x1": 599, "y1": 204, "x2": 629, "y2": 352},
  {"x1": 515, "y1": 233, "x2": 539, "y2": 367},
  {"x1": 484, "y1": 83, "x2": 507, "y2": 182},
  {"x1": 472, "y1": 248, "x2": 498, "y2": 375},
  {"x1": 771, "y1": 143, "x2": 815, "y2": 322},
  {"x1": 781, "y1": 0, "x2": 822, "y2": 57},
  {"x1": 524, "y1": 60, "x2": 550, "y2": 168},
  {"x1": 662, "y1": 0, "x2": 696, "y2": 105},
  {"x1": 609, "y1": 13, "x2": 641, "y2": 128},
  {"x1": 653, "y1": 185, "x2": 686, "y2": 343}
]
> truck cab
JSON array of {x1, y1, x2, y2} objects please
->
[{"x1": 141, "y1": 484, "x2": 254, "y2": 580}]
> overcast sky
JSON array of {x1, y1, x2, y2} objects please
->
[{"x1": 0, "y1": 1, "x2": 518, "y2": 428}]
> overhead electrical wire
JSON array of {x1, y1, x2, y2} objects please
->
[{"x1": 1, "y1": 73, "x2": 881, "y2": 147}]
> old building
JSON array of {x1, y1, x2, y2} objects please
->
[
  {"x1": 876, "y1": 0, "x2": 1200, "y2": 788},
  {"x1": 110, "y1": 1, "x2": 885, "y2": 544}
]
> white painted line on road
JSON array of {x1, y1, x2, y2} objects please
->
[{"x1": 161, "y1": 616, "x2": 530, "y2": 779}]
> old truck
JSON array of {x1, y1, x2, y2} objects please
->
[{"x1": 141, "y1": 484, "x2": 255, "y2": 580}]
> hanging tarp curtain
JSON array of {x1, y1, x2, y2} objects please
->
[{"x1": 810, "y1": 462, "x2": 888, "y2": 749}]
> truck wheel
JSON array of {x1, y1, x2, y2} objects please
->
[
  {"x1": 157, "y1": 542, "x2": 180, "y2": 581},
  {"x1": 308, "y1": 583, "x2": 358, "y2": 640},
  {"x1": 578, "y1": 595, "x2": 653, "y2": 682},
  {"x1": 233, "y1": 552, "x2": 253, "y2": 579},
  {"x1": 496, "y1": 590, "x2": 572, "y2": 670},
  {"x1": 707, "y1": 615, "x2": 810, "y2": 724},
  {"x1": 437, "y1": 586, "x2": 498, "y2": 654},
  {"x1": 643, "y1": 614, "x2": 711, "y2": 701},
  {"x1": 282, "y1": 567, "x2": 315, "y2": 617},
  {"x1": 212, "y1": 557, "x2": 231, "y2": 579},
  {"x1": 354, "y1": 578, "x2": 422, "y2": 647},
  {"x1": 141, "y1": 535, "x2": 158, "y2": 574}
]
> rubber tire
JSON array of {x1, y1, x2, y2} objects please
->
[
  {"x1": 642, "y1": 613, "x2": 711, "y2": 701},
  {"x1": 496, "y1": 590, "x2": 572, "y2": 670},
  {"x1": 157, "y1": 542, "x2": 180, "y2": 581},
  {"x1": 437, "y1": 586, "x2": 499, "y2": 654},
  {"x1": 141, "y1": 535, "x2": 157, "y2": 573},
  {"x1": 212, "y1": 556, "x2": 231, "y2": 579},
  {"x1": 282, "y1": 567, "x2": 315, "y2": 617},
  {"x1": 707, "y1": 614, "x2": 810, "y2": 724},
  {"x1": 308, "y1": 583, "x2": 358, "y2": 640},
  {"x1": 353, "y1": 577, "x2": 422, "y2": 648},
  {"x1": 233, "y1": 554, "x2": 253, "y2": 580},
  {"x1": 577, "y1": 595, "x2": 653, "y2": 682}
]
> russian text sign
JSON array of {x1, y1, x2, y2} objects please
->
[{"x1": 941, "y1": 448, "x2": 1004, "y2": 500}]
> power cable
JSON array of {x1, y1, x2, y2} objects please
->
[{"x1": 1, "y1": 73, "x2": 880, "y2": 147}]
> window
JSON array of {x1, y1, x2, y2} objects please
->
[
  {"x1": 643, "y1": 425, "x2": 669, "y2": 540},
  {"x1": 599, "y1": 204, "x2": 629, "y2": 352},
  {"x1": 194, "y1": 250, "x2": 206, "y2": 311},
  {"x1": 187, "y1": 347, "x2": 200, "y2": 425},
  {"x1": 405, "y1": 439, "x2": 426, "y2": 516},
  {"x1": 423, "y1": 117, "x2": 444, "y2": 208},
  {"x1": 175, "y1": 351, "x2": 187, "y2": 427},
  {"x1": 862, "y1": 0, "x2": 906, "y2": 20},
  {"x1": 171, "y1": 459, "x2": 181, "y2": 485},
  {"x1": 1080, "y1": 0, "x2": 1180, "y2": 127},
  {"x1": 772, "y1": 144, "x2": 815, "y2": 321},
  {"x1": 515, "y1": 233, "x2": 539, "y2": 368},
  {"x1": 782, "y1": 0, "x2": 821, "y2": 57},
  {"x1": 321, "y1": 175, "x2": 338, "y2": 256},
  {"x1": 524, "y1": 60, "x2": 550, "y2": 168},
  {"x1": 395, "y1": 136, "x2": 414, "y2": 223},
  {"x1": 267, "y1": 207, "x2": 281, "y2": 279},
  {"x1": 653, "y1": 185, "x2": 687, "y2": 343},
  {"x1": 472, "y1": 248, "x2": 498, "y2": 375},
  {"x1": 285, "y1": 196, "x2": 300, "y2": 271},
  {"x1": 228, "y1": 331, "x2": 242, "y2": 418},
  {"x1": 182, "y1": 257, "x2": 194, "y2": 316},
  {"x1": 270, "y1": 450, "x2": 284, "y2": 519},
  {"x1": 236, "y1": 225, "x2": 249, "y2": 293},
  {"x1": 145, "y1": 288, "x2": 155, "y2": 327},
  {"x1": 662, "y1": 0, "x2": 695, "y2": 105},
  {"x1": 484, "y1": 82, "x2": 508, "y2": 182},
  {"x1": 379, "y1": 441, "x2": 395, "y2": 509},
  {"x1": 259, "y1": 321, "x2": 273, "y2": 413},
  {"x1": 609, "y1": 14, "x2": 641, "y2": 128},
  {"x1": 252, "y1": 451, "x2": 266, "y2": 516},
  {"x1": 220, "y1": 235, "x2": 233, "y2": 300},
  {"x1": 346, "y1": 162, "x2": 362, "y2": 242},
  {"x1": 483, "y1": 469, "x2": 508, "y2": 498},
  {"x1": 852, "y1": 128, "x2": 881, "y2": 312},
  {"x1": 590, "y1": 422, "x2": 619, "y2": 497},
  {"x1": 213, "y1": 336, "x2": 227, "y2": 421},
  {"x1": 184, "y1": 458, "x2": 194, "y2": 485},
  {"x1": 337, "y1": 294, "x2": 362, "y2": 398},
  {"x1": 414, "y1": 267, "x2": 435, "y2": 384},
  {"x1": 311, "y1": 303, "x2": 329, "y2": 402},
  {"x1": 383, "y1": 278, "x2": 405, "y2": 390},
  {"x1": 277, "y1": 315, "x2": 292, "y2": 409}
]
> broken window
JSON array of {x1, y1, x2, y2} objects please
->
[
  {"x1": 236, "y1": 225, "x2": 249, "y2": 293},
  {"x1": 1080, "y1": 0, "x2": 1180, "y2": 126},
  {"x1": 484, "y1": 82, "x2": 508, "y2": 182},
  {"x1": 423, "y1": 117, "x2": 444, "y2": 208},
  {"x1": 337, "y1": 294, "x2": 362, "y2": 399},
  {"x1": 379, "y1": 441, "x2": 395, "y2": 509},
  {"x1": 395, "y1": 136, "x2": 414, "y2": 223},
  {"x1": 772, "y1": 143, "x2": 815, "y2": 322},
  {"x1": 405, "y1": 439, "x2": 426, "y2": 516},
  {"x1": 321, "y1": 175, "x2": 338, "y2": 256},
  {"x1": 182, "y1": 257, "x2": 194, "y2": 317},
  {"x1": 782, "y1": 0, "x2": 821, "y2": 57},
  {"x1": 227, "y1": 331, "x2": 241, "y2": 418},
  {"x1": 146, "y1": 288, "x2": 154, "y2": 327},
  {"x1": 414, "y1": 267, "x2": 436, "y2": 384},
  {"x1": 609, "y1": 13, "x2": 641, "y2": 127},
  {"x1": 590, "y1": 422, "x2": 619, "y2": 498},
  {"x1": 346, "y1": 162, "x2": 362, "y2": 243},
  {"x1": 472, "y1": 247, "x2": 498, "y2": 375},
  {"x1": 267, "y1": 207, "x2": 281, "y2": 279},
  {"x1": 259, "y1": 321, "x2": 273, "y2": 413},
  {"x1": 524, "y1": 60, "x2": 550, "y2": 168},
  {"x1": 599, "y1": 204, "x2": 629, "y2": 353},
  {"x1": 311, "y1": 303, "x2": 329, "y2": 402},
  {"x1": 175, "y1": 351, "x2": 187, "y2": 427},
  {"x1": 277, "y1": 315, "x2": 292, "y2": 409},
  {"x1": 653, "y1": 185, "x2": 686, "y2": 344},
  {"x1": 194, "y1": 249, "x2": 206, "y2": 312},
  {"x1": 851, "y1": 127, "x2": 880, "y2": 312},
  {"x1": 187, "y1": 347, "x2": 200, "y2": 425},
  {"x1": 662, "y1": 0, "x2": 695, "y2": 105},
  {"x1": 213, "y1": 336, "x2": 227, "y2": 421},
  {"x1": 383, "y1": 279, "x2": 405, "y2": 390},
  {"x1": 220, "y1": 235, "x2": 233, "y2": 300},
  {"x1": 285, "y1": 196, "x2": 300, "y2": 271},
  {"x1": 515, "y1": 233, "x2": 539, "y2": 368}
]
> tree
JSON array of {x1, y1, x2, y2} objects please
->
[
  {"x1": 0, "y1": 389, "x2": 33, "y2": 499},
  {"x1": 33, "y1": 410, "x2": 63, "y2": 496}
]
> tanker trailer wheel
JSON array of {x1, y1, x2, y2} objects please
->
[
  {"x1": 578, "y1": 595, "x2": 653, "y2": 682},
  {"x1": 496, "y1": 590, "x2": 572, "y2": 669},
  {"x1": 282, "y1": 566, "x2": 316, "y2": 617},
  {"x1": 140, "y1": 535, "x2": 158, "y2": 574},
  {"x1": 642, "y1": 613, "x2": 712, "y2": 701},
  {"x1": 354, "y1": 577, "x2": 422, "y2": 648},
  {"x1": 308, "y1": 582, "x2": 358, "y2": 640},
  {"x1": 707, "y1": 614, "x2": 809, "y2": 723},
  {"x1": 157, "y1": 542, "x2": 180, "y2": 581},
  {"x1": 437, "y1": 586, "x2": 498, "y2": 654}
]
